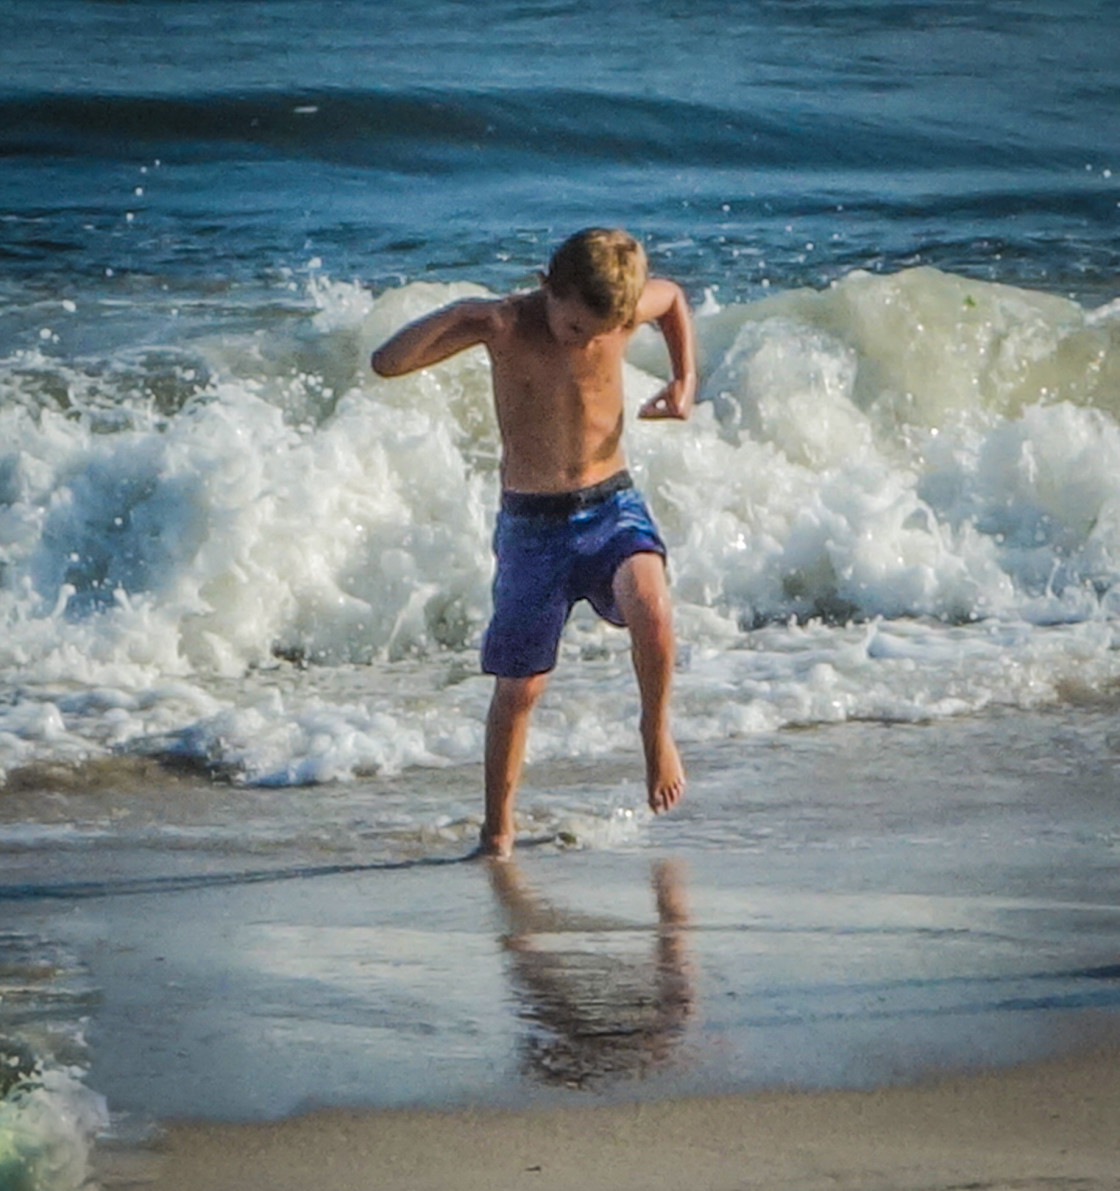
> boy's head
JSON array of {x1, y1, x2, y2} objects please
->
[{"x1": 543, "y1": 228, "x2": 648, "y2": 333}]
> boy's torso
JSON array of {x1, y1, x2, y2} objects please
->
[{"x1": 485, "y1": 291, "x2": 631, "y2": 496}]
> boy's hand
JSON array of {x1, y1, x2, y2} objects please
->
[{"x1": 638, "y1": 376, "x2": 695, "y2": 420}]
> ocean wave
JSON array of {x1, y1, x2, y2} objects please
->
[
  {"x1": 3, "y1": 266, "x2": 1120, "y2": 784},
  {"x1": 3, "y1": 267, "x2": 1120, "y2": 660},
  {"x1": 0, "y1": 86, "x2": 1076, "y2": 173}
]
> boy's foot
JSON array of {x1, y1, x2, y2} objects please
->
[
  {"x1": 645, "y1": 727, "x2": 685, "y2": 814},
  {"x1": 477, "y1": 827, "x2": 514, "y2": 860}
]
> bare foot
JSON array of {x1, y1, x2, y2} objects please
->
[
  {"x1": 476, "y1": 827, "x2": 514, "y2": 860},
  {"x1": 644, "y1": 725, "x2": 685, "y2": 814}
]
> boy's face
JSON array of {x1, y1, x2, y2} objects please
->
[{"x1": 543, "y1": 288, "x2": 619, "y2": 348}]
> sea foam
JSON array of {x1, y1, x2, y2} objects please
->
[
  {"x1": 2, "y1": 267, "x2": 1120, "y2": 784},
  {"x1": 0, "y1": 1068, "x2": 108, "y2": 1191}
]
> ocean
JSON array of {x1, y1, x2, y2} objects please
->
[{"x1": 2, "y1": 0, "x2": 1120, "y2": 1185}]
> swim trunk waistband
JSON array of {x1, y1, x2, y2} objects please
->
[{"x1": 500, "y1": 470, "x2": 633, "y2": 517}]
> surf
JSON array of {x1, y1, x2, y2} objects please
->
[{"x1": 2, "y1": 266, "x2": 1120, "y2": 787}]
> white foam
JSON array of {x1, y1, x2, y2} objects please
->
[
  {"x1": 2, "y1": 268, "x2": 1120, "y2": 785},
  {"x1": 0, "y1": 1067, "x2": 108, "y2": 1191}
]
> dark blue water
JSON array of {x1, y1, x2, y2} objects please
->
[{"x1": 3, "y1": 0, "x2": 1118, "y2": 313}]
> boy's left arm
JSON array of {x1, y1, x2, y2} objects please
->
[{"x1": 634, "y1": 278, "x2": 697, "y2": 420}]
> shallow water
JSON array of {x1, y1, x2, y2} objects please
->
[{"x1": 4, "y1": 709, "x2": 1120, "y2": 1129}]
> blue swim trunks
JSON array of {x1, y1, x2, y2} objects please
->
[{"x1": 481, "y1": 471, "x2": 667, "y2": 678}]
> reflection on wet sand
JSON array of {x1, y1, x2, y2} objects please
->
[{"x1": 487, "y1": 859, "x2": 693, "y2": 1089}]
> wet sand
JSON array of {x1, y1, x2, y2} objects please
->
[
  {"x1": 7, "y1": 710, "x2": 1120, "y2": 1188},
  {"x1": 125, "y1": 1040, "x2": 1120, "y2": 1191}
]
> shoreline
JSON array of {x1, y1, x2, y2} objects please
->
[
  {"x1": 113, "y1": 1038, "x2": 1120, "y2": 1190},
  {"x1": 8, "y1": 708, "x2": 1120, "y2": 1188}
]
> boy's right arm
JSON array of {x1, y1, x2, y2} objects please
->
[{"x1": 370, "y1": 298, "x2": 499, "y2": 377}]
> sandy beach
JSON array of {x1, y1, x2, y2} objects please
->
[{"x1": 117, "y1": 1039, "x2": 1120, "y2": 1191}]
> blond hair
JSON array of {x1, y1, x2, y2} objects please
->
[{"x1": 545, "y1": 228, "x2": 648, "y2": 328}]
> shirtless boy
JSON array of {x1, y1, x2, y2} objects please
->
[{"x1": 371, "y1": 227, "x2": 697, "y2": 857}]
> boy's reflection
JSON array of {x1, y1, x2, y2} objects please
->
[{"x1": 487, "y1": 858, "x2": 693, "y2": 1089}]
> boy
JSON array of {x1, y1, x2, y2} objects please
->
[{"x1": 371, "y1": 228, "x2": 697, "y2": 857}]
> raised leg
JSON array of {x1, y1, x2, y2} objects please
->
[
  {"x1": 613, "y1": 552, "x2": 685, "y2": 814},
  {"x1": 482, "y1": 672, "x2": 550, "y2": 858}
]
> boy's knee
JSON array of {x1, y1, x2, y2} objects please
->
[{"x1": 491, "y1": 673, "x2": 549, "y2": 715}]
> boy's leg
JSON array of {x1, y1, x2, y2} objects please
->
[
  {"x1": 482, "y1": 672, "x2": 550, "y2": 858},
  {"x1": 613, "y1": 552, "x2": 685, "y2": 814}
]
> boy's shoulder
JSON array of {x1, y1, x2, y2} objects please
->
[
  {"x1": 503, "y1": 288, "x2": 544, "y2": 319},
  {"x1": 486, "y1": 290, "x2": 547, "y2": 343},
  {"x1": 437, "y1": 293, "x2": 529, "y2": 348},
  {"x1": 632, "y1": 276, "x2": 682, "y2": 324}
]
